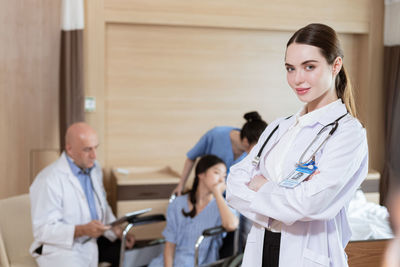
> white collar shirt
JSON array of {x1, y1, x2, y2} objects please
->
[{"x1": 265, "y1": 99, "x2": 343, "y2": 232}]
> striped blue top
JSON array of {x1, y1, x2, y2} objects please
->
[{"x1": 148, "y1": 194, "x2": 226, "y2": 267}]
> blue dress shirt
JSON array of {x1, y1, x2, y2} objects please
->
[{"x1": 66, "y1": 155, "x2": 99, "y2": 220}]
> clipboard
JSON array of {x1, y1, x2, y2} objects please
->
[
  {"x1": 108, "y1": 208, "x2": 152, "y2": 226},
  {"x1": 82, "y1": 208, "x2": 152, "y2": 244}
]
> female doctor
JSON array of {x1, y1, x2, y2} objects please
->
[{"x1": 226, "y1": 23, "x2": 368, "y2": 267}]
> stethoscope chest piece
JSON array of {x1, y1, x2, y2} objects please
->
[{"x1": 252, "y1": 156, "x2": 260, "y2": 166}]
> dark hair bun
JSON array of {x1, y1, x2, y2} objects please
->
[{"x1": 244, "y1": 111, "x2": 262, "y2": 122}]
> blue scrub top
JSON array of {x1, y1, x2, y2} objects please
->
[{"x1": 186, "y1": 126, "x2": 247, "y2": 171}]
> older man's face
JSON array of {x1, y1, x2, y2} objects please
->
[{"x1": 67, "y1": 131, "x2": 99, "y2": 169}]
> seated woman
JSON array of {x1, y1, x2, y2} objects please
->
[{"x1": 148, "y1": 155, "x2": 239, "y2": 267}]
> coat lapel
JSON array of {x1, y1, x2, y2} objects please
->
[
  {"x1": 317, "y1": 101, "x2": 348, "y2": 126},
  {"x1": 56, "y1": 152, "x2": 86, "y2": 197},
  {"x1": 260, "y1": 115, "x2": 297, "y2": 160}
]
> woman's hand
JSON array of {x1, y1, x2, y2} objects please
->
[
  {"x1": 173, "y1": 158, "x2": 196, "y2": 196},
  {"x1": 171, "y1": 183, "x2": 183, "y2": 196},
  {"x1": 247, "y1": 174, "x2": 268, "y2": 192},
  {"x1": 210, "y1": 179, "x2": 226, "y2": 196},
  {"x1": 212, "y1": 180, "x2": 239, "y2": 232}
]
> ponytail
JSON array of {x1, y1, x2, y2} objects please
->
[
  {"x1": 241, "y1": 111, "x2": 268, "y2": 145},
  {"x1": 336, "y1": 66, "x2": 357, "y2": 118},
  {"x1": 182, "y1": 177, "x2": 198, "y2": 218}
]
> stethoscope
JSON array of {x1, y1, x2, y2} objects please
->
[{"x1": 252, "y1": 112, "x2": 348, "y2": 167}]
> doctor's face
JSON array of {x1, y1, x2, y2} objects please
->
[
  {"x1": 66, "y1": 131, "x2": 99, "y2": 170},
  {"x1": 285, "y1": 43, "x2": 340, "y2": 111}
]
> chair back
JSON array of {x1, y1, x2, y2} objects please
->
[{"x1": 0, "y1": 194, "x2": 37, "y2": 266}]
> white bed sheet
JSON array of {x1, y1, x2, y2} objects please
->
[{"x1": 348, "y1": 189, "x2": 394, "y2": 241}]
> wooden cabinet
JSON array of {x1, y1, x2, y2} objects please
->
[
  {"x1": 362, "y1": 170, "x2": 381, "y2": 204},
  {"x1": 111, "y1": 166, "x2": 180, "y2": 240}
]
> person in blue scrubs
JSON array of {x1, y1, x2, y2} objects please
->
[
  {"x1": 148, "y1": 155, "x2": 239, "y2": 267},
  {"x1": 172, "y1": 111, "x2": 267, "y2": 196}
]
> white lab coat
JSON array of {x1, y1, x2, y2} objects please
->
[
  {"x1": 226, "y1": 102, "x2": 368, "y2": 267},
  {"x1": 29, "y1": 152, "x2": 117, "y2": 267}
]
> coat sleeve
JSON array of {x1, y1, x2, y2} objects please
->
[
  {"x1": 226, "y1": 119, "x2": 282, "y2": 228},
  {"x1": 249, "y1": 118, "x2": 369, "y2": 225},
  {"x1": 29, "y1": 170, "x2": 75, "y2": 249}
]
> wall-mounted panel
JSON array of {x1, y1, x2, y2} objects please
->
[
  {"x1": 104, "y1": 0, "x2": 370, "y2": 33},
  {"x1": 0, "y1": 0, "x2": 61, "y2": 199},
  {"x1": 105, "y1": 23, "x2": 361, "y2": 172}
]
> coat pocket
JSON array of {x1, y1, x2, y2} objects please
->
[
  {"x1": 242, "y1": 226, "x2": 263, "y2": 267},
  {"x1": 303, "y1": 248, "x2": 330, "y2": 266},
  {"x1": 41, "y1": 244, "x2": 59, "y2": 255}
]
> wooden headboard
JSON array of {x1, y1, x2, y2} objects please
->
[{"x1": 346, "y1": 239, "x2": 390, "y2": 267}]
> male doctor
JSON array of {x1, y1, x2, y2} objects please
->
[{"x1": 29, "y1": 122, "x2": 135, "y2": 267}]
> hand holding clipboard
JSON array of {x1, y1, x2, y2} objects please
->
[
  {"x1": 108, "y1": 208, "x2": 152, "y2": 227},
  {"x1": 82, "y1": 208, "x2": 152, "y2": 243}
]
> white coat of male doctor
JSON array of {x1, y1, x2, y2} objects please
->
[
  {"x1": 226, "y1": 102, "x2": 368, "y2": 267},
  {"x1": 29, "y1": 123, "x2": 134, "y2": 267}
]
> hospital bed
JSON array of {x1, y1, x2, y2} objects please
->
[{"x1": 345, "y1": 170, "x2": 392, "y2": 267}]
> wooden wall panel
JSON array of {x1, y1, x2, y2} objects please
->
[
  {"x1": 367, "y1": 0, "x2": 385, "y2": 176},
  {"x1": 0, "y1": 0, "x2": 61, "y2": 199},
  {"x1": 105, "y1": 23, "x2": 362, "y2": 172},
  {"x1": 85, "y1": 0, "x2": 106, "y2": 165},
  {"x1": 356, "y1": 1, "x2": 385, "y2": 174},
  {"x1": 30, "y1": 150, "x2": 60, "y2": 185},
  {"x1": 104, "y1": 0, "x2": 370, "y2": 34},
  {"x1": 105, "y1": 24, "x2": 296, "y2": 171},
  {"x1": 85, "y1": 0, "x2": 385, "y2": 191}
]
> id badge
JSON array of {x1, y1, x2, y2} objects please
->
[{"x1": 279, "y1": 161, "x2": 318, "y2": 188}]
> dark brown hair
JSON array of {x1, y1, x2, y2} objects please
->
[
  {"x1": 287, "y1": 23, "x2": 357, "y2": 117},
  {"x1": 240, "y1": 111, "x2": 268, "y2": 145},
  {"x1": 182, "y1": 155, "x2": 225, "y2": 218}
]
